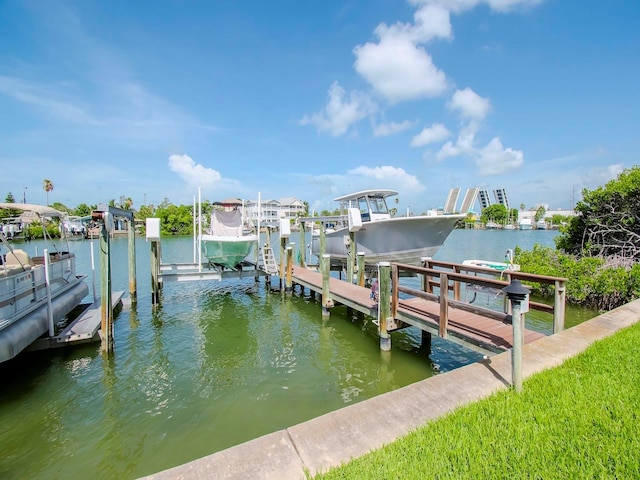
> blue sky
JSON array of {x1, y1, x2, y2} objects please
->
[{"x1": 1, "y1": 0, "x2": 638, "y2": 214}]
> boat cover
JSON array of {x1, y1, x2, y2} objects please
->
[{"x1": 210, "y1": 209, "x2": 243, "y2": 237}]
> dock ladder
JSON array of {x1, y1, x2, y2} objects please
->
[{"x1": 260, "y1": 244, "x2": 279, "y2": 275}]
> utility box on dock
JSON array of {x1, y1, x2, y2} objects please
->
[
  {"x1": 348, "y1": 208, "x2": 362, "y2": 232},
  {"x1": 146, "y1": 218, "x2": 161, "y2": 241},
  {"x1": 279, "y1": 218, "x2": 291, "y2": 238}
]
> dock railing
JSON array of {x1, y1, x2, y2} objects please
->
[{"x1": 391, "y1": 260, "x2": 568, "y2": 334}]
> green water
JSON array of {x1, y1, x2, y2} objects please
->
[{"x1": 0, "y1": 230, "x2": 596, "y2": 479}]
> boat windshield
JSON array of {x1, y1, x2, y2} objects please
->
[
  {"x1": 358, "y1": 197, "x2": 369, "y2": 215},
  {"x1": 369, "y1": 196, "x2": 388, "y2": 214}
]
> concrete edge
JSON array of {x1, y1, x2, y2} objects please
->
[{"x1": 142, "y1": 298, "x2": 640, "y2": 479}]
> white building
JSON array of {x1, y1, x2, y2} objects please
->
[{"x1": 245, "y1": 197, "x2": 306, "y2": 227}]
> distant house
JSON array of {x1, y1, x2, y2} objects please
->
[{"x1": 245, "y1": 197, "x2": 306, "y2": 228}]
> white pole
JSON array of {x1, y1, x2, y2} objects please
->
[
  {"x1": 90, "y1": 240, "x2": 97, "y2": 302},
  {"x1": 193, "y1": 195, "x2": 196, "y2": 264},
  {"x1": 44, "y1": 249, "x2": 54, "y2": 337},
  {"x1": 257, "y1": 191, "x2": 261, "y2": 242},
  {"x1": 198, "y1": 187, "x2": 202, "y2": 272}
]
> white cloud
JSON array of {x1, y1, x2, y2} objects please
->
[
  {"x1": 376, "y1": 4, "x2": 453, "y2": 43},
  {"x1": 475, "y1": 137, "x2": 523, "y2": 175},
  {"x1": 409, "y1": 0, "x2": 545, "y2": 14},
  {"x1": 581, "y1": 163, "x2": 625, "y2": 187},
  {"x1": 448, "y1": 88, "x2": 491, "y2": 120},
  {"x1": 435, "y1": 124, "x2": 523, "y2": 177},
  {"x1": 373, "y1": 119, "x2": 415, "y2": 137},
  {"x1": 411, "y1": 123, "x2": 451, "y2": 146},
  {"x1": 300, "y1": 82, "x2": 375, "y2": 136},
  {"x1": 168, "y1": 154, "x2": 222, "y2": 187},
  {"x1": 348, "y1": 165, "x2": 425, "y2": 191},
  {"x1": 436, "y1": 141, "x2": 461, "y2": 161},
  {"x1": 353, "y1": 35, "x2": 447, "y2": 103}
]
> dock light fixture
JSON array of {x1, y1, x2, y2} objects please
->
[{"x1": 503, "y1": 279, "x2": 530, "y2": 393}]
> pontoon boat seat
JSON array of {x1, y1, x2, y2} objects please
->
[{"x1": 4, "y1": 249, "x2": 31, "y2": 269}]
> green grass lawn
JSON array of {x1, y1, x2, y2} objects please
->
[{"x1": 315, "y1": 322, "x2": 640, "y2": 479}]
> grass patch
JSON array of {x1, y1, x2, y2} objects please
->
[{"x1": 315, "y1": 322, "x2": 640, "y2": 479}]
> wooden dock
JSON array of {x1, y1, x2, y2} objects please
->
[{"x1": 291, "y1": 265, "x2": 547, "y2": 355}]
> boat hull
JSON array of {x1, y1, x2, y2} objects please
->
[
  {"x1": 201, "y1": 234, "x2": 258, "y2": 269},
  {"x1": 311, "y1": 215, "x2": 464, "y2": 268},
  {"x1": 0, "y1": 276, "x2": 88, "y2": 362}
]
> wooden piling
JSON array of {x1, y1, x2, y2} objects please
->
[
  {"x1": 280, "y1": 237, "x2": 287, "y2": 292},
  {"x1": 100, "y1": 219, "x2": 114, "y2": 353},
  {"x1": 128, "y1": 219, "x2": 137, "y2": 303},
  {"x1": 285, "y1": 245, "x2": 293, "y2": 293},
  {"x1": 439, "y1": 273, "x2": 449, "y2": 338},
  {"x1": 356, "y1": 251, "x2": 365, "y2": 286},
  {"x1": 150, "y1": 239, "x2": 160, "y2": 305},
  {"x1": 321, "y1": 254, "x2": 333, "y2": 317},
  {"x1": 299, "y1": 222, "x2": 306, "y2": 267},
  {"x1": 378, "y1": 262, "x2": 391, "y2": 351},
  {"x1": 347, "y1": 231, "x2": 356, "y2": 283},
  {"x1": 421, "y1": 257, "x2": 433, "y2": 294}
]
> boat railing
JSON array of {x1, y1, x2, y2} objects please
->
[{"x1": 390, "y1": 260, "x2": 567, "y2": 334}]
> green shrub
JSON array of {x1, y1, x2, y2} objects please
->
[{"x1": 514, "y1": 245, "x2": 639, "y2": 311}]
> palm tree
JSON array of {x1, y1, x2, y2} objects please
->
[{"x1": 42, "y1": 179, "x2": 54, "y2": 205}]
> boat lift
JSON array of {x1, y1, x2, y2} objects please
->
[{"x1": 147, "y1": 189, "x2": 268, "y2": 305}]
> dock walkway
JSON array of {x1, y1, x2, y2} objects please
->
[{"x1": 291, "y1": 266, "x2": 545, "y2": 354}]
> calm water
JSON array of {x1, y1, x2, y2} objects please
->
[{"x1": 0, "y1": 229, "x2": 595, "y2": 479}]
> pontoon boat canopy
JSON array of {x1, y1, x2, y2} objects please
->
[{"x1": 0, "y1": 203, "x2": 65, "y2": 218}]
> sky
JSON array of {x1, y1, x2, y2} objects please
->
[{"x1": 1, "y1": 0, "x2": 639, "y2": 215}]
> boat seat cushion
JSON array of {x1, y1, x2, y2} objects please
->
[{"x1": 4, "y1": 249, "x2": 31, "y2": 268}]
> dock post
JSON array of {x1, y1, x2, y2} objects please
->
[
  {"x1": 321, "y1": 254, "x2": 333, "y2": 317},
  {"x1": 503, "y1": 279, "x2": 530, "y2": 393},
  {"x1": 285, "y1": 245, "x2": 293, "y2": 294},
  {"x1": 150, "y1": 240, "x2": 160, "y2": 306},
  {"x1": 357, "y1": 251, "x2": 365, "y2": 286},
  {"x1": 100, "y1": 216, "x2": 114, "y2": 353},
  {"x1": 279, "y1": 237, "x2": 287, "y2": 292},
  {"x1": 128, "y1": 218, "x2": 137, "y2": 303},
  {"x1": 439, "y1": 273, "x2": 449, "y2": 339},
  {"x1": 299, "y1": 222, "x2": 306, "y2": 267},
  {"x1": 421, "y1": 257, "x2": 433, "y2": 293},
  {"x1": 378, "y1": 262, "x2": 391, "y2": 352}
]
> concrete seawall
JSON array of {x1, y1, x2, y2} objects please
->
[{"x1": 143, "y1": 299, "x2": 640, "y2": 480}]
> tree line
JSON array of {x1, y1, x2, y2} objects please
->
[{"x1": 515, "y1": 165, "x2": 640, "y2": 311}]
